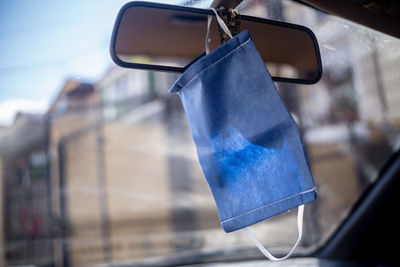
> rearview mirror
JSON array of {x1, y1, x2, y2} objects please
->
[{"x1": 110, "y1": 1, "x2": 322, "y2": 84}]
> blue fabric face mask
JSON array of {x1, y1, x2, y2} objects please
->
[{"x1": 169, "y1": 9, "x2": 317, "y2": 261}]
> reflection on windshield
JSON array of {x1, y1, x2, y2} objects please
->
[{"x1": 1, "y1": 0, "x2": 400, "y2": 266}]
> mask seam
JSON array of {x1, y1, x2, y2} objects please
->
[
  {"x1": 220, "y1": 186, "x2": 316, "y2": 225},
  {"x1": 178, "y1": 37, "x2": 251, "y2": 94}
]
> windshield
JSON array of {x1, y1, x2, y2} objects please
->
[{"x1": 1, "y1": 0, "x2": 400, "y2": 266}]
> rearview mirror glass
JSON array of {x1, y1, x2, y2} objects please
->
[{"x1": 110, "y1": 2, "x2": 322, "y2": 84}]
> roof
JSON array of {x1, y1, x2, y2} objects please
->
[{"x1": 47, "y1": 79, "x2": 95, "y2": 114}]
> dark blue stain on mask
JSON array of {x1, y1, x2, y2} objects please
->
[
  {"x1": 208, "y1": 124, "x2": 305, "y2": 226},
  {"x1": 211, "y1": 126, "x2": 299, "y2": 185},
  {"x1": 170, "y1": 30, "x2": 316, "y2": 233},
  {"x1": 211, "y1": 125, "x2": 300, "y2": 189}
]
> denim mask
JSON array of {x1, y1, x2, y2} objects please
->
[{"x1": 169, "y1": 9, "x2": 317, "y2": 261}]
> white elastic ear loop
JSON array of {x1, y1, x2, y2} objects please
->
[
  {"x1": 243, "y1": 204, "x2": 305, "y2": 261},
  {"x1": 205, "y1": 8, "x2": 233, "y2": 54}
]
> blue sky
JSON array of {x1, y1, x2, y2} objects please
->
[{"x1": 0, "y1": 0, "x2": 201, "y2": 125}]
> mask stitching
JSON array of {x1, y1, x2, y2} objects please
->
[
  {"x1": 220, "y1": 186, "x2": 316, "y2": 224},
  {"x1": 178, "y1": 37, "x2": 251, "y2": 96}
]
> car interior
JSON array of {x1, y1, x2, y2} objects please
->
[{"x1": 1, "y1": 0, "x2": 399, "y2": 266}]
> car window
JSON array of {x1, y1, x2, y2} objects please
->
[{"x1": 1, "y1": 0, "x2": 399, "y2": 266}]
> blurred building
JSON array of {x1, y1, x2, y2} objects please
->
[
  {"x1": 0, "y1": 112, "x2": 52, "y2": 266},
  {"x1": 39, "y1": 67, "x2": 219, "y2": 266},
  {"x1": 96, "y1": 67, "x2": 219, "y2": 264},
  {"x1": 0, "y1": 67, "x2": 185, "y2": 266},
  {"x1": 282, "y1": 0, "x2": 400, "y2": 175},
  {"x1": 46, "y1": 80, "x2": 100, "y2": 266},
  {"x1": 281, "y1": 0, "x2": 400, "y2": 242}
]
